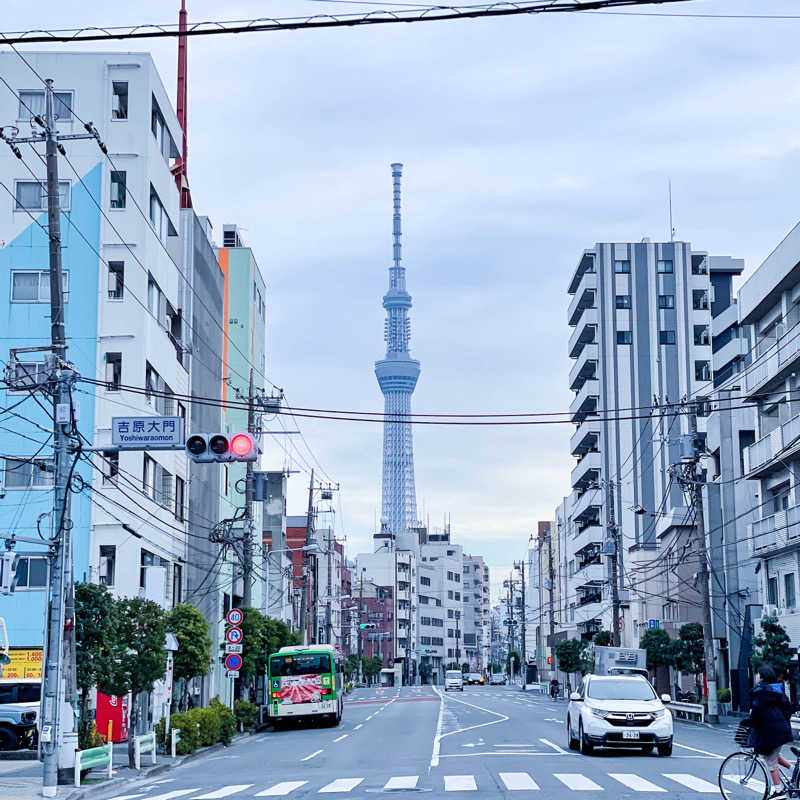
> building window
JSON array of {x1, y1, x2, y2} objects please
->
[
  {"x1": 448, "y1": 590, "x2": 453, "y2": 600},
  {"x1": 658, "y1": 295, "x2": 675, "y2": 309},
  {"x1": 614, "y1": 260, "x2": 630, "y2": 274},
  {"x1": 657, "y1": 259, "x2": 673, "y2": 273},
  {"x1": 11, "y1": 270, "x2": 69, "y2": 303},
  {"x1": 692, "y1": 290, "x2": 709, "y2": 311},
  {"x1": 659, "y1": 330, "x2": 676, "y2": 345},
  {"x1": 99, "y1": 545, "x2": 116, "y2": 586},
  {"x1": 175, "y1": 476, "x2": 185, "y2": 521},
  {"x1": 4, "y1": 458, "x2": 53, "y2": 489},
  {"x1": 420, "y1": 576, "x2": 431, "y2": 586},
  {"x1": 615, "y1": 295, "x2": 631, "y2": 309},
  {"x1": 110, "y1": 171, "x2": 126, "y2": 209},
  {"x1": 771, "y1": 484, "x2": 790, "y2": 514},
  {"x1": 105, "y1": 352, "x2": 122, "y2": 391},
  {"x1": 14, "y1": 556, "x2": 49, "y2": 589},
  {"x1": 785, "y1": 573, "x2": 796, "y2": 609},
  {"x1": 455, "y1": 592, "x2": 460, "y2": 601},
  {"x1": 14, "y1": 180, "x2": 70, "y2": 212},
  {"x1": 695, "y1": 360, "x2": 711, "y2": 381},
  {"x1": 18, "y1": 90, "x2": 73, "y2": 122},
  {"x1": 145, "y1": 362, "x2": 175, "y2": 415},
  {"x1": 172, "y1": 563, "x2": 183, "y2": 606},
  {"x1": 7, "y1": 361, "x2": 47, "y2": 392},
  {"x1": 102, "y1": 451, "x2": 119, "y2": 485},
  {"x1": 112, "y1": 81, "x2": 128, "y2": 119},
  {"x1": 768, "y1": 576, "x2": 778, "y2": 606},
  {"x1": 692, "y1": 255, "x2": 709, "y2": 275},
  {"x1": 151, "y1": 95, "x2": 178, "y2": 164},
  {"x1": 448, "y1": 609, "x2": 454, "y2": 618},
  {"x1": 149, "y1": 185, "x2": 177, "y2": 242},
  {"x1": 143, "y1": 454, "x2": 154, "y2": 497},
  {"x1": 616, "y1": 330, "x2": 632, "y2": 345},
  {"x1": 694, "y1": 325, "x2": 710, "y2": 346},
  {"x1": 108, "y1": 261, "x2": 124, "y2": 299}
]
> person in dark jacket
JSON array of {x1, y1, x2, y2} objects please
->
[{"x1": 744, "y1": 663, "x2": 793, "y2": 796}]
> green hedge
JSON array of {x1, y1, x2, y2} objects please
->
[
  {"x1": 160, "y1": 698, "x2": 238, "y2": 754},
  {"x1": 234, "y1": 700, "x2": 258, "y2": 731},
  {"x1": 211, "y1": 697, "x2": 237, "y2": 744}
]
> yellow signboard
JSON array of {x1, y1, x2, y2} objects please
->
[{"x1": 2, "y1": 648, "x2": 43, "y2": 679}]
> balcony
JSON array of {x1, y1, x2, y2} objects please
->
[
  {"x1": 574, "y1": 562, "x2": 604, "y2": 590},
  {"x1": 572, "y1": 524, "x2": 603, "y2": 556},
  {"x1": 749, "y1": 504, "x2": 800, "y2": 556},
  {"x1": 568, "y1": 251, "x2": 596, "y2": 295},
  {"x1": 571, "y1": 487, "x2": 602, "y2": 523},
  {"x1": 571, "y1": 450, "x2": 601, "y2": 491},
  {"x1": 569, "y1": 343, "x2": 599, "y2": 392},
  {"x1": 570, "y1": 378, "x2": 599, "y2": 423},
  {"x1": 570, "y1": 419, "x2": 601, "y2": 457},
  {"x1": 714, "y1": 336, "x2": 748, "y2": 372},
  {"x1": 569, "y1": 309, "x2": 597, "y2": 359},
  {"x1": 745, "y1": 322, "x2": 800, "y2": 397},
  {"x1": 568, "y1": 272, "x2": 597, "y2": 327},
  {"x1": 745, "y1": 412, "x2": 800, "y2": 477}
]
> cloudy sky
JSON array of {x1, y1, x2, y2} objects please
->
[{"x1": 6, "y1": 0, "x2": 800, "y2": 599}]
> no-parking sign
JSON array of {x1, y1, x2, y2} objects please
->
[{"x1": 225, "y1": 653, "x2": 243, "y2": 672}]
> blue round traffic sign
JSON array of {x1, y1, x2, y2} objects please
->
[{"x1": 225, "y1": 653, "x2": 243, "y2": 671}]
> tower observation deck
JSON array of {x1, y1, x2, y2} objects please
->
[{"x1": 375, "y1": 163, "x2": 420, "y2": 548}]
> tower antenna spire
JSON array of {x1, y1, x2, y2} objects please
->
[{"x1": 173, "y1": 0, "x2": 192, "y2": 208}]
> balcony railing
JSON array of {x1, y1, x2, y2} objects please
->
[
  {"x1": 746, "y1": 322, "x2": 800, "y2": 395},
  {"x1": 571, "y1": 487, "x2": 602, "y2": 522},
  {"x1": 569, "y1": 343, "x2": 599, "y2": 391},
  {"x1": 568, "y1": 271, "x2": 597, "y2": 327},
  {"x1": 570, "y1": 379, "x2": 599, "y2": 422},
  {"x1": 570, "y1": 418, "x2": 601, "y2": 457},
  {"x1": 573, "y1": 524, "x2": 603, "y2": 556},
  {"x1": 568, "y1": 310, "x2": 597, "y2": 359},
  {"x1": 571, "y1": 450, "x2": 601, "y2": 490},
  {"x1": 749, "y1": 504, "x2": 800, "y2": 556},
  {"x1": 745, "y1": 412, "x2": 800, "y2": 475}
]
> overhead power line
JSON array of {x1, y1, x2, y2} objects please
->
[{"x1": 0, "y1": 0, "x2": 693, "y2": 44}]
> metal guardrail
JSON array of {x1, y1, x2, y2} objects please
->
[
  {"x1": 668, "y1": 701, "x2": 705, "y2": 723},
  {"x1": 74, "y1": 742, "x2": 113, "y2": 787},
  {"x1": 134, "y1": 731, "x2": 157, "y2": 770}
]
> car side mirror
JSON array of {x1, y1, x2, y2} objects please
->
[
  {"x1": 661, "y1": 694, "x2": 671, "y2": 704},
  {"x1": 570, "y1": 692, "x2": 581, "y2": 701}
]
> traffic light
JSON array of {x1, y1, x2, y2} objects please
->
[
  {"x1": 185, "y1": 433, "x2": 259, "y2": 463},
  {"x1": 359, "y1": 623, "x2": 377, "y2": 630},
  {"x1": 0, "y1": 551, "x2": 20, "y2": 595}
]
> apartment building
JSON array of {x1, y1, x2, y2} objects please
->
[
  {"x1": 462, "y1": 554, "x2": 490, "y2": 672},
  {"x1": 566, "y1": 240, "x2": 743, "y2": 646}
]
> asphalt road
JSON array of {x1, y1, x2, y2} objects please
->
[{"x1": 80, "y1": 685, "x2": 747, "y2": 800}]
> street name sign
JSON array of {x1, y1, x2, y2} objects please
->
[{"x1": 112, "y1": 416, "x2": 184, "y2": 450}]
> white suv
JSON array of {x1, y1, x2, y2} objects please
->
[
  {"x1": 444, "y1": 670, "x2": 464, "y2": 691},
  {"x1": 566, "y1": 674, "x2": 673, "y2": 756}
]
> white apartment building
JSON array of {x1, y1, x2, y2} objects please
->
[{"x1": 462, "y1": 554, "x2": 490, "y2": 672}]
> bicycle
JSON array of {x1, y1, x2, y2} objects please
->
[{"x1": 718, "y1": 723, "x2": 800, "y2": 800}]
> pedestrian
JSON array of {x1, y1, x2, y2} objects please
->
[
  {"x1": 743, "y1": 663, "x2": 793, "y2": 798},
  {"x1": 550, "y1": 678, "x2": 559, "y2": 700}
]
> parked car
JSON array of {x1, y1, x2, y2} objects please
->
[
  {"x1": 444, "y1": 670, "x2": 464, "y2": 691},
  {"x1": 566, "y1": 674, "x2": 673, "y2": 757},
  {"x1": 0, "y1": 678, "x2": 40, "y2": 751},
  {"x1": 465, "y1": 673, "x2": 484, "y2": 685}
]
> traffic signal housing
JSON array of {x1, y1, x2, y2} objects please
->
[
  {"x1": 359, "y1": 623, "x2": 377, "y2": 630},
  {"x1": 185, "y1": 432, "x2": 259, "y2": 463}
]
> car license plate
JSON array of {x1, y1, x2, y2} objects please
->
[{"x1": 622, "y1": 730, "x2": 640, "y2": 740}]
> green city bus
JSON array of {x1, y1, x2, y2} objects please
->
[{"x1": 267, "y1": 644, "x2": 343, "y2": 727}]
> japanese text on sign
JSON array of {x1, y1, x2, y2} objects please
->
[{"x1": 111, "y1": 416, "x2": 184, "y2": 450}]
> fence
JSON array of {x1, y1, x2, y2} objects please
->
[
  {"x1": 134, "y1": 730, "x2": 157, "y2": 770},
  {"x1": 74, "y1": 742, "x2": 113, "y2": 787},
  {"x1": 668, "y1": 701, "x2": 705, "y2": 722}
]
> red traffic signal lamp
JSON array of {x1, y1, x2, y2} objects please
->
[{"x1": 185, "y1": 432, "x2": 259, "y2": 463}]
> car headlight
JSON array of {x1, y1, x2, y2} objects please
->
[
  {"x1": 589, "y1": 707, "x2": 609, "y2": 718},
  {"x1": 653, "y1": 709, "x2": 666, "y2": 719}
]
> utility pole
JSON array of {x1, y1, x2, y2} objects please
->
[
  {"x1": 607, "y1": 480, "x2": 621, "y2": 647},
  {"x1": 514, "y1": 559, "x2": 526, "y2": 689},
  {"x1": 684, "y1": 402, "x2": 719, "y2": 724},
  {"x1": 358, "y1": 568, "x2": 365, "y2": 684},
  {"x1": 299, "y1": 468, "x2": 314, "y2": 645},
  {"x1": 547, "y1": 531, "x2": 555, "y2": 675},
  {"x1": 326, "y1": 529, "x2": 333, "y2": 645},
  {"x1": 243, "y1": 367, "x2": 255, "y2": 607}
]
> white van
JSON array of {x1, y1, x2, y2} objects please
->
[{"x1": 444, "y1": 670, "x2": 463, "y2": 692}]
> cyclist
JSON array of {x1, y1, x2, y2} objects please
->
[{"x1": 743, "y1": 663, "x2": 793, "y2": 797}]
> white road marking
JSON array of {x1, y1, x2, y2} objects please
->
[
  {"x1": 438, "y1": 691, "x2": 510, "y2": 742},
  {"x1": 499, "y1": 772, "x2": 540, "y2": 790},
  {"x1": 444, "y1": 775, "x2": 478, "y2": 791},
  {"x1": 333, "y1": 734, "x2": 348, "y2": 742},
  {"x1": 609, "y1": 774, "x2": 666, "y2": 792},
  {"x1": 674, "y1": 743, "x2": 725, "y2": 758},
  {"x1": 554, "y1": 774, "x2": 603, "y2": 791},
  {"x1": 255, "y1": 781, "x2": 308, "y2": 796},
  {"x1": 494, "y1": 744, "x2": 537, "y2": 747},
  {"x1": 431, "y1": 686, "x2": 446, "y2": 767},
  {"x1": 146, "y1": 792, "x2": 202, "y2": 800},
  {"x1": 318, "y1": 778, "x2": 364, "y2": 793},
  {"x1": 722, "y1": 774, "x2": 767, "y2": 794},
  {"x1": 106, "y1": 795, "x2": 146, "y2": 800},
  {"x1": 193, "y1": 787, "x2": 254, "y2": 799},
  {"x1": 301, "y1": 749, "x2": 323, "y2": 761},
  {"x1": 354, "y1": 724, "x2": 363, "y2": 730},
  {"x1": 383, "y1": 777, "x2": 419, "y2": 790},
  {"x1": 539, "y1": 738, "x2": 567, "y2": 755},
  {"x1": 663, "y1": 774, "x2": 719, "y2": 792}
]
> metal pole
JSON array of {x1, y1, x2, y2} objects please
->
[
  {"x1": 548, "y1": 532, "x2": 555, "y2": 681},
  {"x1": 607, "y1": 480, "x2": 621, "y2": 647},
  {"x1": 358, "y1": 569, "x2": 364, "y2": 685},
  {"x1": 40, "y1": 78, "x2": 77, "y2": 794},
  {"x1": 298, "y1": 469, "x2": 314, "y2": 645},
  {"x1": 243, "y1": 368, "x2": 255, "y2": 607},
  {"x1": 326, "y1": 529, "x2": 333, "y2": 645},
  {"x1": 688, "y1": 404, "x2": 719, "y2": 724},
  {"x1": 519, "y1": 561, "x2": 526, "y2": 689}
]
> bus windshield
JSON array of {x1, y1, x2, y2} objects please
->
[{"x1": 270, "y1": 653, "x2": 332, "y2": 677}]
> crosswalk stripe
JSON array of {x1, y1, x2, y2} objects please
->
[
  {"x1": 499, "y1": 772, "x2": 540, "y2": 790},
  {"x1": 255, "y1": 782, "x2": 308, "y2": 796},
  {"x1": 663, "y1": 774, "x2": 719, "y2": 793},
  {"x1": 146, "y1": 791, "x2": 201, "y2": 800},
  {"x1": 608, "y1": 774, "x2": 666, "y2": 793},
  {"x1": 318, "y1": 778, "x2": 364, "y2": 793},
  {"x1": 383, "y1": 777, "x2": 419, "y2": 790},
  {"x1": 193, "y1": 787, "x2": 254, "y2": 799},
  {"x1": 553, "y1": 774, "x2": 603, "y2": 791},
  {"x1": 722, "y1": 775, "x2": 767, "y2": 794},
  {"x1": 106, "y1": 795, "x2": 146, "y2": 800},
  {"x1": 444, "y1": 775, "x2": 478, "y2": 791}
]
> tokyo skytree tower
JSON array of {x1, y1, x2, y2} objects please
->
[{"x1": 375, "y1": 163, "x2": 421, "y2": 544}]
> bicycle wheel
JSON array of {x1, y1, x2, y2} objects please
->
[{"x1": 719, "y1": 751, "x2": 770, "y2": 800}]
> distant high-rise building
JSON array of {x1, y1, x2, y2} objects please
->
[{"x1": 375, "y1": 163, "x2": 420, "y2": 550}]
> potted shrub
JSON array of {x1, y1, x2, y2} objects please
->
[{"x1": 717, "y1": 687, "x2": 732, "y2": 715}]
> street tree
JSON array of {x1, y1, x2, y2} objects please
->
[
  {"x1": 74, "y1": 582, "x2": 120, "y2": 748},
  {"x1": 593, "y1": 631, "x2": 613, "y2": 647},
  {"x1": 343, "y1": 654, "x2": 360, "y2": 681},
  {"x1": 165, "y1": 603, "x2": 212, "y2": 710},
  {"x1": 555, "y1": 638, "x2": 586, "y2": 682},
  {"x1": 112, "y1": 597, "x2": 167, "y2": 768},
  {"x1": 675, "y1": 623, "x2": 705, "y2": 698},
  {"x1": 753, "y1": 613, "x2": 795, "y2": 676},
  {"x1": 639, "y1": 628, "x2": 674, "y2": 678},
  {"x1": 362, "y1": 655, "x2": 382, "y2": 684},
  {"x1": 506, "y1": 651, "x2": 521, "y2": 676}
]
